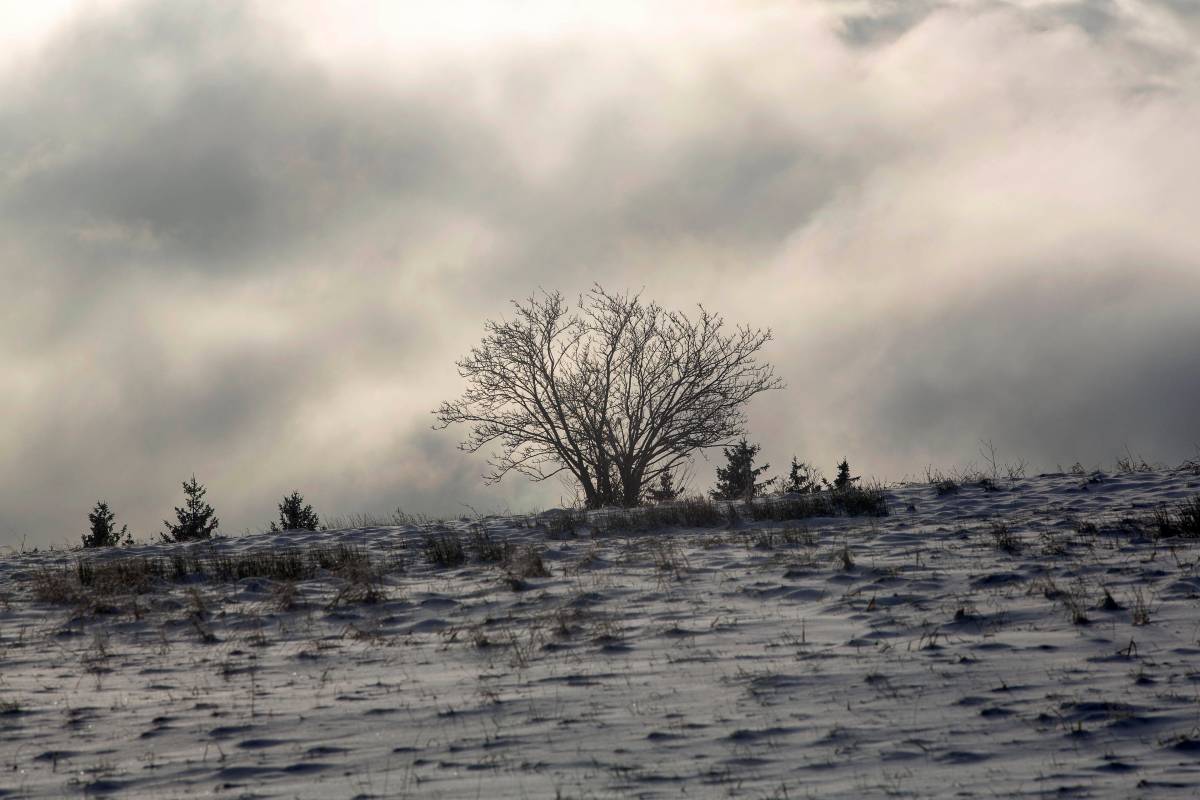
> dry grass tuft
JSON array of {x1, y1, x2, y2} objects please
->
[
  {"x1": 506, "y1": 545, "x2": 551, "y2": 579},
  {"x1": 469, "y1": 526, "x2": 513, "y2": 563},
  {"x1": 987, "y1": 521, "x2": 1021, "y2": 554},
  {"x1": 423, "y1": 533, "x2": 467, "y2": 567},
  {"x1": 30, "y1": 568, "x2": 84, "y2": 606},
  {"x1": 1151, "y1": 496, "x2": 1200, "y2": 539},
  {"x1": 23, "y1": 543, "x2": 399, "y2": 611},
  {"x1": 746, "y1": 484, "x2": 889, "y2": 521}
]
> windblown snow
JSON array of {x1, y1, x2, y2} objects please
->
[{"x1": 3, "y1": 468, "x2": 1200, "y2": 798}]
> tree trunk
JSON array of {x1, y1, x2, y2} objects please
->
[{"x1": 621, "y1": 480, "x2": 641, "y2": 508}]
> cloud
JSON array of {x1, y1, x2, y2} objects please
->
[{"x1": 2, "y1": 0, "x2": 1198, "y2": 546}]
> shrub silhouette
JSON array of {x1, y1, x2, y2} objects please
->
[
  {"x1": 830, "y1": 458, "x2": 859, "y2": 491},
  {"x1": 711, "y1": 438, "x2": 775, "y2": 501},
  {"x1": 782, "y1": 457, "x2": 821, "y2": 494},
  {"x1": 83, "y1": 501, "x2": 130, "y2": 548},
  {"x1": 269, "y1": 491, "x2": 321, "y2": 532},
  {"x1": 162, "y1": 475, "x2": 219, "y2": 543},
  {"x1": 646, "y1": 470, "x2": 682, "y2": 504}
]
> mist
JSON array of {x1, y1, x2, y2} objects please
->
[{"x1": 3, "y1": 0, "x2": 1198, "y2": 547}]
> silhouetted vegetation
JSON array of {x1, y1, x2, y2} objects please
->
[
  {"x1": 268, "y1": 490, "x2": 321, "y2": 532},
  {"x1": 162, "y1": 475, "x2": 218, "y2": 542},
  {"x1": 645, "y1": 470, "x2": 682, "y2": 503},
  {"x1": 934, "y1": 478, "x2": 960, "y2": 496},
  {"x1": 711, "y1": 438, "x2": 775, "y2": 501},
  {"x1": 30, "y1": 543, "x2": 385, "y2": 610},
  {"x1": 829, "y1": 458, "x2": 858, "y2": 491},
  {"x1": 436, "y1": 286, "x2": 782, "y2": 508},
  {"x1": 83, "y1": 501, "x2": 130, "y2": 548},
  {"x1": 424, "y1": 532, "x2": 467, "y2": 567},
  {"x1": 743, "y1": 482, "x2": 889, "y2": 521},
  {"x1": 592, "y1": 497, "x2": 727, "y2": 532},
  {"x1": 469, "y1": 525, "x2": 513, "y2": 563},
  {"x1": 782, "y1": 457, "x2": 821, "y2": 494},
  {"x1": 1151, "y1": 496, "x2": 1200, "y2": 539}
]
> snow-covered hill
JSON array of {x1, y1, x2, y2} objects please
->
[{"x1": 2, "y1": 467, "x2": 1200, "y2": 798}]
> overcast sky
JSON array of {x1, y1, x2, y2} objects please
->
[{"x1": 3, "y1": 0, "x2": 1199, "y2": 548}]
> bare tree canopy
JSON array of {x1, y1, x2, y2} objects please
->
[{"x1": 434, "y1": 286, "x2": 784, "y2": 508}]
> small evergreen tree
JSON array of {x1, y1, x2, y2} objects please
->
[
  {"x1": 645, "y1": 470, "x2": 680, "y2": 504},
  {"x1": 829, "y1": 458, "x2": 859, "y2": 491},
  {"x1": 162, "y1": 475, "x2": 219, "y2": 542},
  {"x1": 269, "y1": 491, "x2": 321, "y2": 532},
  {"x1": 782, "y1": 457, "x2": 821, "y2": 494},
  {"x1": 711, "y1": 438, "x2": 775, "y2": 500},
  {"x1": 83, "y1": 501, "x2": 130, "y2": 548}
]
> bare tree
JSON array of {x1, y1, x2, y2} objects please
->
[{"x1": 434, "y1": 286, "x2": 783, "y2": 508}]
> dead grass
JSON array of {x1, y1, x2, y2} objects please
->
[
  {"x1": 745, "y1": 526, "x2": 815, "y2": 550},
  {"x1": 1130, "y1": 587, "x2": 1155, "y2": 626},
  {"x1": 1151, "y1": 496, "x2": 1200, "y2": 539},
  {"x1": 540, "y1": 509, "x2": 588, "y2": 537},
  {"x1": 649, "y1": 539, "x2": 689, "y2": 581},
  {"x1": 745, "y1": 485, "x2": 889, "y2": 521},
  {"x1": 423, "y1": 533, "x2": 467, "y2": 567},
  {"x1": 30, "y1": 567, "x2": 85, "y2": 606},
  {"x1": 271, "y1": 580, "x2": 301, "y2": 611},
  {"x1": 592, "y1": 497, "x2": 726, "y2": 533},
  {"x1": 505, "y1": 545, "x2": 551, "y2": 579},
  {"x1": 25, "y1": 543, "x2": 393, "y2": 610},
  {"x1": 987, "y1": 521, "x2": 1021, "y2": 554},
  {"x1": 837, "y1": 543, "x2": 855, "y2": 571},
  {"x1": 469, "y1": 526, "x2": 513, "y2": 563},
  {"x1": 934, "y1": 479, "x2": 960, "y2": 496},
  {"x1": 527, "y1": 488, "x2": 885, "y2": 539}
]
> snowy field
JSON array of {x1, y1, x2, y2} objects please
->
[{"x1": 3, "y1": 468, "x2": 1200, "y2": 799}]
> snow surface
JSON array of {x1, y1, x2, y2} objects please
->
[{"x1": 2, "y1": 468, "x2": 1200, "y2": 798}]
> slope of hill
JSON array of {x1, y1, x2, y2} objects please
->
[{"x1": 2, "y1": 467, "x2": 1200, "y2": 798}]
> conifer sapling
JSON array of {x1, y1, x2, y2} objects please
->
[
  {"x1": 829, "y1": 459, "x2": 859, "y2": 491},
  {"x1": 162, "y1": 475, "x2": 219, "y2": 542},
  {"x1": 783, "y1": 457, "x2": 821, "y2": 494},
  {"x1": 83, "y1": 501, "x2": 130, "y2": 548},
  {"x1": 269, "y1": 491, "x2": 321, "y2": 532},
  {"x1": 711, "y1": 438, "x2": 775, "y2": 501},
  {"x1": 646, "y1": 470, "x2": 680, "y2": 504}
]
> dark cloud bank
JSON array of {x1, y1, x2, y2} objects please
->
[{"x1": 3, "y1": 1, "x2": 1199, "y2": 547}]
